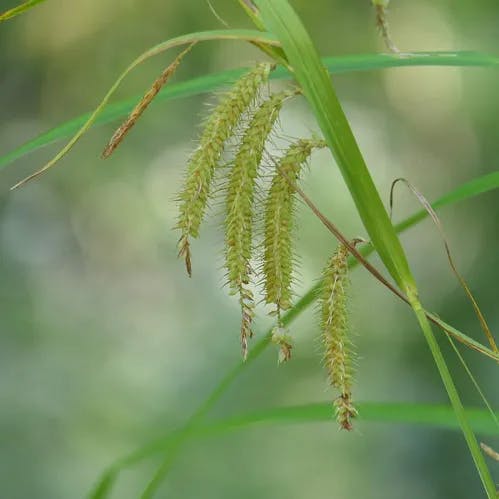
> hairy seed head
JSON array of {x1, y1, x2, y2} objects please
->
[
  {"x1": 334, "y1": 393, "x2": 357, "y2": 432},
  {"x1": 225, "y1": 91, "x2": 290, "y2": 292},
  {"x1": 263, "y1": 138, "x2": 326, "y2": 316},
  {"x1": 262, "y1": 137, "x2": 326, "y2": 362},
  {"x1": 224, "y1": 91, "x2": 292, "y2": 357},
  {"x1": 176, "y1": 62, "x2": 273, "y2": 276},
  {"x1": 271, "y1": 326, "x2": 293, "y2": 363},
  {"x1": 320, "y1": 244, "x2": 357, "y2": 430}
]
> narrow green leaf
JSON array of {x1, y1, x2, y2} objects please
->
[
  {"x1": 253, "y1": 1, "x2": 496, "y2": 496},
  {"x1": 7, "y1": 29, "x2": 280, "y2": 188},
  {"x1": 427, "y1": 312, "x2": 499, "y2": 362},
  {"x1": 202, "y1": 402, "x2": 499, "y2": 436},
  {"x1": 90, "y1": 401, "x2": 499, "y2": 498},
  {"x1": 0, "y1": 0, "x2": 46, "y2": 21},
  {"x1": 236, "y1": 0, "x2": 289, "y2": 65},
  {"x1": 254, "y1": 0, "x2": 414, "y2": 291},
  {"x1": 1, "y1": 51, "x2": 497, "y2": 170},
  {"x1": 411, "y1": 307, "x2": 497, "y2": 497},
  {"x1": 88, "y1": 470, "x2": 116, "y2": 499}
]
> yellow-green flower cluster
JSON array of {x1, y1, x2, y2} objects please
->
[
  {"x1": 320, "y1": 244, "x2": 357, "y2": 430},
  {"x1": 176, "y1": 66, "x2": 346, "y2": 365},
  {"x1": 225, "y1": 91, "x2": 291, "y2": 358},
  {"x1": 263, "y1": 138, "x2": 326, "y2": 320},
  {"x1": 176, "y1": 63, "x2": 273, "y2": 276}
]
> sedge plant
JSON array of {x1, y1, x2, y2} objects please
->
[{"x1": 1, "y1": 1, "x2": 498, "y2": 497}]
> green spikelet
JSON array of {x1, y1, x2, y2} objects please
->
[
  {"x1": 225, "y1": 91, "x2": 292, "y2": 359},
  {"x1": 176, "y1": 62, "x2": 273, "y2": 276},
  {"x1": 263, "y1": 138, "x2": 326, "y2": 356},
  {"x1": 320, "y1": 244, "x2": 357, "y2": 431}
]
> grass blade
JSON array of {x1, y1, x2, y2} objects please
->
[
  {"x1": 411, "y1": 307, "x2": 496, "y2": 497},
  {"x1": 254, "y1": 0, "x2": 414, "y2": 290},
  {"x1": 1, "y1": 51, "x2": 497, "y2": 171},
  {"x1": 90, "y1": 402, "x2": 499, "y2": 498},
  {"x1": 0, "y1": 0, "x2": 46, "y2": 21},
  {"x1": 202, "y1": 402, "x2": 499, "y2": 436},
  {"x1": 7, "y1": 29, "x2": 279, "y2": 188},
  {"x1": 251, "y1": 1, "x2": 496, "y2": 496}
]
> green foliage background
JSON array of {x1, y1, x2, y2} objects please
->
[{"x1": 0, "y1": 0, "x2": 498, "y2": 497}]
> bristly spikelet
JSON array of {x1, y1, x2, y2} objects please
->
[
  {"x1": 176, "y1": 62, "x2": 273, "y2": 276},
  {"x1": 263, "y1": 138, "x2": 326, "y2": 319},
  {"x1": 225, "y1": 90, "x2": 292, "y2": 359},
  {"x1": 320, "y1": 244, "x2": 357, "y2": 431},
  {"x1": 102, "y1": 43, "x2": 195, "y2": 159}
]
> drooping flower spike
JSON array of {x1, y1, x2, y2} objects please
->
[{"x1": 176, "y1": 62, "x2": 274, "y2": 276}]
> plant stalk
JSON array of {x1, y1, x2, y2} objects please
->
[{"x1": 409, "y1": 297, "x2": 497, "y2": 497}]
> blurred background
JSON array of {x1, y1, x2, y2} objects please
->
[{"x1": 0, "y1": 0, "x2": 498, "y2": 497}]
